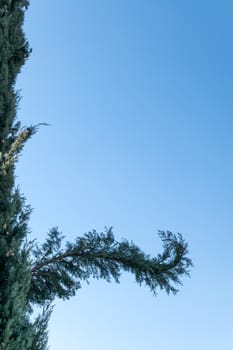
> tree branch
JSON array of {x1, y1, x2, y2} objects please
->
[{"x1": 29, "y1": 228, "x2": 192, "y2": 305}]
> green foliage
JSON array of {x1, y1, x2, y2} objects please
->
[
  {"x1": 0, "y1": 1, "x2": 192, "y2": 349},
  {"x1": 30, "y1": 304, "x2": 53, "y2": 350},
  {"x1": 0, "y1": 1, "x2": 35, "y2": 348},
  {"x1": 30, "y1": 228, "x2": 192, "y2": 306}
]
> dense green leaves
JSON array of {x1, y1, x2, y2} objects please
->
[
  {"x1": 30, "y1": 228, "x2": 192, "y2": 305},
  {"x1": 0, "y1": 1, "x2": 35, "y2": 348}
]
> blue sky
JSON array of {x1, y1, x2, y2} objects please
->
[{"x1": 16, "y1": 1, "x2": 233, "y2": 349}]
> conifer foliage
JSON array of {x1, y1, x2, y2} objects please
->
[{"x1": 0, "y1": 1, "x2": 192, "y2": 349}]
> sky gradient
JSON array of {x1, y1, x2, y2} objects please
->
[{"x1": 16, "y1": 1, "x2": 233, "y2": 349}]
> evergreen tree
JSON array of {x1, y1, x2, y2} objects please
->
[
  {"x1": 0, "y1": 0, "x2": 35, "y2": 348},
  {"x1": 0, "y1": 1, "x2": 192, "y2": 349}
]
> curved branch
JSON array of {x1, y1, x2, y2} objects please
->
[{"x1": 29, "y1": 228, "x2": 192, "y2": 305}]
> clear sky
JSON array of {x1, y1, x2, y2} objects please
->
[{"x1": 16, "y1": 1, "x2": 233, "y2": 349}]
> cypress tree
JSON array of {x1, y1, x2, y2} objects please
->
[
  {"x1": 0, "y1": 1, "x2": 192, "y2": 349},
  {"x1": 0, "y1": 1, "x2": 37, "y2": 348}
]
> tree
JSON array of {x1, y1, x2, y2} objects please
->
[{"x1": 0, "y1": 1, "x2": 192, "y2": 349}]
